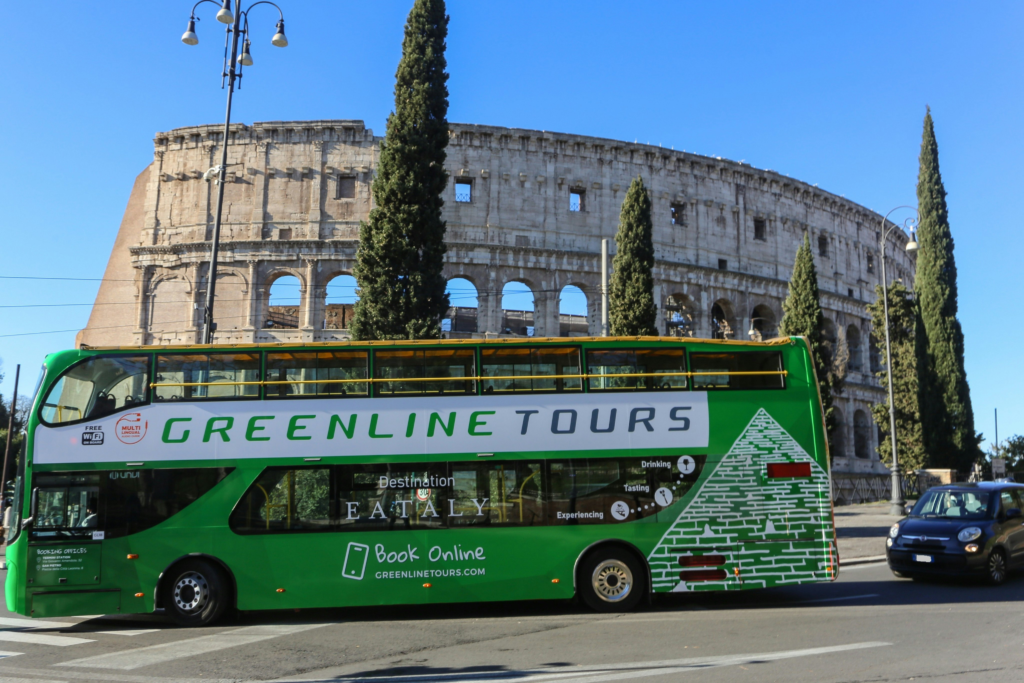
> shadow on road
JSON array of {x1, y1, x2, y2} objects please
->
[{"x1": 55, "y1": 566, "x2": 1024, "y2": 634}]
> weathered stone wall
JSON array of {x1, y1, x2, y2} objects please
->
[{"x1": 79, "y1": 119, "x2": 918, "y2": 476}]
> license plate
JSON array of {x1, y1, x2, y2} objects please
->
[{"x1": 913, "y1": 554, "x2": 933, "y2": 563}]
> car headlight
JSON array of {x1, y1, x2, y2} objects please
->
[
  {"x1": 957, "y1": 527, "x2": 982, "y2": 542},
  {"x1": 889, "y1": 523, "x2": 900, "y2": 539}
]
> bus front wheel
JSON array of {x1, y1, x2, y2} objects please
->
[
  {"x1": 165, "y1": 559, "x2": 229, "y2": 627},
  {"x1": 579, "y1": 548, "x2": 646, "y2": 613}
]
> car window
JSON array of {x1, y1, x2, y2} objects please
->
[
  {"x1": 912, "y1": 490, "x2": 989, "y2": 519},
  {"x1": 1000, "y1": 491, "x2": 1018, "y2": 514}
]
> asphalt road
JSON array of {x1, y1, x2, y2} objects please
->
[{"x1": 0, "y1": 561, "x2": 1020, "y2": 683}]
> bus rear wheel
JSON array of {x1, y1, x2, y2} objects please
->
[
  {"x1": 165, "y1": 560, "x2": 229, "y2": 627},
  {"x1": 579, "y1": 548, "x2": 646, "y2": 613}
]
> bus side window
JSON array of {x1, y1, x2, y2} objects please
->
[
  {"x1": 334, "y1": 463, "x2": 448, "y2": 531},
  {"x1": 586, "y1": 348, "x2": 687, "y2": 392},
  {"x1": 229, "y1": 468, "x2": 331, "y2": 532},
  {"x1": 689, "y1": 351, "x2": 785, "y2": 390},
  {"x1": 154, "y1": 353, "x2": 260, "y2": 402},
  {"x1": 40, "y1": 355, "x2": 150, "y2": 426},
  {"x1": 480, "y1": 346, "x2": 581, "y2": 394},
  {"x1": 106, "y1": 468, "x2": 233, "y2": 538},
  {"x1": 265, "y1": 351, "x2": 368, "y2": 399},
  {"x1": 449, "y1": 461, "x2": 544, "y2": 527},
  {"x1": 373, "y1": 349, "x2": 476, "y2": 397}
]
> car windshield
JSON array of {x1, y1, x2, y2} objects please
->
[{"x1": 911, "y1": 490, "x2": 990, "y2": 519}]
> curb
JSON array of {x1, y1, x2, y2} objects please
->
[{"x1": 840, "y1": 555, "x2": 886, "y2": 567}]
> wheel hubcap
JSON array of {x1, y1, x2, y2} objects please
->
[
  {"x1": 592, "y1": 560, "x2": 633, "y2": 603},
  {"x1": 173, "y1": 572, "x2": 209, "y2": 613},
  {"x1": 990, "y1": 554, "x2": 1006, "y2": 582}
]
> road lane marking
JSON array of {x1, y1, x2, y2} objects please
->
[
  {"x1": 269, "y1": 641, "x2": 892, "y2": 683},
  {"x1": 798, "y1": 593, "x2": 880, "y2": 604},
  {"x1": 56, "y1": 623, "x2": 326, "y2": 670},
  {"x1": 0, "y1": 667, "x2": 237, "y2": 683},
  {"x1": 88, "y1": 630, "x2": 161, "y2": 637},
  {"x1": 0, "y1": 652, "x2": 24, "y2": 660},
  {"x1": 0, "y1": 677, "x2": 67, "y2": 683},
  {"x1": 0, "y1": 618, "x2": 81, "y2": 630},
  {"x1": 0, "y1": 633, "x2": 94, "y2": 647}
]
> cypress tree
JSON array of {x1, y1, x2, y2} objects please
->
[
  {"x1": 609, "y1": 176, "x2": 658, "y2": 336},
  {"x1": 351, "y1": 0, "x2": 450, "y2": 340},
  {"x1": 779, "y1": 234, "x2": 837, "y2": 439},
  {"x1": 913, "y1": 108, "x2": 979, "y2": 470},
  {"x1": 867, "y1": 281, "x2": 926, "y2": 471}
]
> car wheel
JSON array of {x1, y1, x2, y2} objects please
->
[
  {"x1": 579, "y1": 547, "x2": 647, "y2": 613},
  {"x1": 165, "y1": 560, "x2": 229, "y2": 627},
  {"x1": 985, "y1": 549, "x2": 1008, "y2": 586}
]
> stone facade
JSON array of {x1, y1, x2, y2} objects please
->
[{"x1": 78, "y1": 119, "x2": 917, "y2": 476}]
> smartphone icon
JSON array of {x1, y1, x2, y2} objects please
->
[{"x1": 342, "y1": 542, "x2": 370, "y2": 581}]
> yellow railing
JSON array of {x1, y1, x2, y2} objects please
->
[{"x1": 150, "y1": 369, "x2": 786, "y2": 389}]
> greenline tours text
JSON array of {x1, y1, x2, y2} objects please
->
[{"x1": 158, "y1": 406, "x2": 693, "y2": 443}]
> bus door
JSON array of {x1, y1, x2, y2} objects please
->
[{"x1": 25, "y1": 473, "x2": 120, "y2": 617}]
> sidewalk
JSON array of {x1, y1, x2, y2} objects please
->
[{"x1": 834, "y1": 501, "x2": 900, "y2": 565}]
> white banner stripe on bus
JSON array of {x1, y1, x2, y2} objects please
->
[{"x1": 35, "y1": 393, "x2": 709, "y2": 464}]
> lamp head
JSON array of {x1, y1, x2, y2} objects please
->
[
  {"x1": 239, "y1": 39, "x2": 253, "y2": 66},
  {"x1": 181, "y1": 18, "x2": 199, "y2": 45},
  {"x1": 216, "y1": 0, "x2": 234, "y2": 24},
  {"x1": 271, "y1": 19, "x2": 288, "y2": 47},
  {"x1": 905, "y1": 229, "x2": 918, "y2": 254}
]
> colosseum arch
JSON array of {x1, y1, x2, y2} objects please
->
[
  {"x1": 558, "y1": 285, "x2": 588, "y2": 337},
  {"x1": 501, "y1": 281, "x2": 535, "y2": 337},
  {"x1": 749, "y1": 303, "x2": 778, "y2": 341},
  {"x1": 831, "y1": 407, "x2": 848, "y2": 459},
  {"x1": 847, "y1": 324, "x2": 863, "y2": 372},
  {"x1": 711, "y1": 299, "x2": 736, "y2": 340},
  {"x1": 444, "y1": 277, "x2": 479, "y2": 337},
  {"x1": 664, "y1": 293, "x2": 697, "y2": 337},
  {"x1": 263, "y1": 271, "x2": 305, "y2": 330},
  {"x1": 148, "y1": 274, "x2": 193, "y2": 337},
  {"x1": 211, "y1": 270, "x2": 248, "y2": 333},
  {"x1": 322, "y1": 273, "x2": 358, "y2": 331},
  {"x1": 853, "y1": 410, "x2": 871, "y2": 459}
]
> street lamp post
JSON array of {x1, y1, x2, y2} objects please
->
[
  {"x1": 879, "y1": 206, "x2": 919, "y2": 516},
  {"x1": 181, "y1": 0, "x2": 289, "y2": 344}
]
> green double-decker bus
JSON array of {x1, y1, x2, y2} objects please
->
[{"x1": 5, "y1": 336, "x2": 836, "y2": 625}]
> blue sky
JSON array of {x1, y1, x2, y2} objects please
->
[{"x1": 1, "y1": 1, "x2": 1021, "y2": 448}]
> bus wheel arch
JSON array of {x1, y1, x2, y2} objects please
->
[
  {"x1": 574, "y1": 540, "x2": 651, "y2": 611},
  {"x1": 156, "y1": 554, "x2": 237, "y2": 625}
]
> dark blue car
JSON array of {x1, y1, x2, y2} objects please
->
[{"x1": 886, "y1": 482, "x2": 1024, "y2": 584}]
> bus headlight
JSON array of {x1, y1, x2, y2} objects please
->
[
  {"x1": 957, "y1": 527, "x2": 982, "y2": 542},
  {"x1": 889, "y1": 523, "x2": 900, "y2": 539}
]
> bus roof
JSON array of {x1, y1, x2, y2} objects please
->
[{"x1": 77, "y1": 335, "x2": 796, "y2": 352}]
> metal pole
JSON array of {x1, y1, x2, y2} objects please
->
[
  {"x1": 994, "y1": 408, "x2": 998, "y2": 456},
  {"x1": 880, "y1": 217, "x2": 904, "y2": 516},
  {"x1": 600, "y1": 239, "x2": 609, "y2": 337},
  {"x1": 201, "y1": 1, "x2": 242, "y2": 345},
  {"x1": 2, "y1": 364, "x2": 21, "y2": 515}
]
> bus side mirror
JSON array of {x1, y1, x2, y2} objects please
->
[{"x1": 30, "y1": 487, "x2": 38, "y2": 518}]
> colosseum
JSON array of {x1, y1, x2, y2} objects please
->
[{"x1": 79, "y1": 118, "x2": 918, "y2": 484}]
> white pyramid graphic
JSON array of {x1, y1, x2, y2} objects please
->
[{"x1": 647, "y1": 408, "x2": 835, "y2": 592}]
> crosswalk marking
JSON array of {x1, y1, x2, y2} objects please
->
[
  {"x1": 89, "y1": 629, "x2": 160, "y2": 637},
  {"x1": 0, "y1": 618, "x2": 79, "y2": 630},
  {"x1": 0, "y1": 651, "x2": 24, "y2": 659},
  {"x1": 0, "y1": 677, "x2": 68, "y2": 683},
  {"x1": 0, "y1": 633, "x2": 94, "y2": 647},
  {"x1": 57, "y1": 623, "x2": 325, "y2": 670}
]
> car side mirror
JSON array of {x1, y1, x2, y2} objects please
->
[{"x1": 1006, "y1": 508, "x2": 1022, "y2": 520}]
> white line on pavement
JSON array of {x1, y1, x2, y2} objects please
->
[
  {"x1": 0, "y1": 652, "x2": 23, "y2": 660},
  {"x1": 88, "y1": 630, "x2": 161, "y2": 637},
  {"x1": 798, "y1": 593, "x2": 880, "y2": 604},
  {"x1": 0, "y1": 666, "x2": 237, "y2": 683},
  {"x1": 268, "y1": 641, "x2": 892, "y2": 683},
  {"x1": 0, "y1": 618, "x2": 80, "y2": 630},
  {"x1": 0, "y1": 677, "x2": 68, "y2": 683},
  {"x1": 0, "y1": 633, "x2": 94, "y2": 647},
  {"x1": 56, "y1": 623, "x2": 326, "y2": 670}
]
